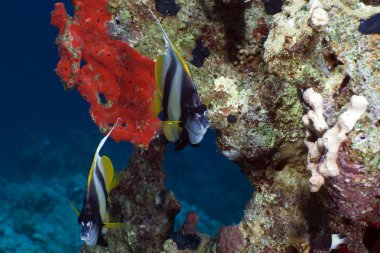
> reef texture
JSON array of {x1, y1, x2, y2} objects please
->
[
  {"x1": 80, "y1": 137, "x2": 180, "y2": 253},
  {"x1": 0, "y1": 176, "x2": 84, "y2": 253},
  {"x1": 52, "y1": 0, "x2": 380, "y2": 252},
  {"x1": 303, "y1": 88, "x2": 369, "y2": 192}
]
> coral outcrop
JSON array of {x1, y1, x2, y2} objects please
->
[
  {"x1": 51, "y1": 0, "x2": 380, "y2": 252},
  {"x1": 51, "y1": 0, "x2": 160, "y2": 146},
  {"x1": 81, "y1": 137, "x2": 180, "y2": 253},
  {"x1": 303, "y1": 88, "x2": 369, "y2": 191}
]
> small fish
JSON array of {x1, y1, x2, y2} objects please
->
[
  {"x1": 69, "y1": 120, "x2": 126, "y2": 247},
  {"x1": 149, "y1": 9, "x2": 210, "y2": 151},
  {"x1": 310, "y1": 234, "x2": 347, "y2": 251}
]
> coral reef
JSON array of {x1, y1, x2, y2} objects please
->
[
  {"x1": 0, "y1": 175, "x2": 84, "y2": 253},
  {"x1": 170, "y1": 212, "x2": 201, "y2": 250},
  {"x1": 303, "y1": 88, "x2": 369, "y2": 191},
  {"x1": 81, "y1": 137, "x2": 180, "y2": 253},
  {"x1": 51, "y1": 0, "x2": 160, "y2": 146},
  {"x1": 173, "y1": 200, "x2": 222, "y2": 237},
  {"x1": 50, "y1": 0, "x2": 380, "y2": 252}
]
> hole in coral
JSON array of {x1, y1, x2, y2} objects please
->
[
  {"x1": 80, "y1": 59, "x2": 86, "y2": 68},
  {"x1": 361, "y1": 0, "x2": 380, "y2": 5},
  {"x1": 285, "y1": 246, "x2": 298, "y2": 253},
  {"x1": 358, "y1": 13, "x2": 380, "y2": 34},
  {"x1": 155, "y1": 0, "x2": 181, "y2": 16},
  {"x1": 363, "y1": 225, "x2": 380, "y2": 252},
  {"x1": 264, "y1": 0, "x2": 284, "y2": 15},
  {"x1": 164, "y1": 129, "x2": 253, "y2": 236},
  {"x1": 274, "y1": 159, "x2": 287, "y2": 171},
  {"x1": 190, "y1": 39, "x2": 210, "y2": 68},
  {"x1": 210, "y1": 0, "x2": 251, "y2": 62},
  {"x1": 98, "y1": 93, "x2": 107, "y2": 105},
  {"x1": 322, "y1": 49, "x2": 343, "y2": 72},
  {"x1": 338, "y1": 75, "x2": 350, "y2": 95}
]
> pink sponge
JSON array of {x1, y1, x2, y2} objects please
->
[{"x1": 216, "y1": 225, "x2": 244, "y2": 253}]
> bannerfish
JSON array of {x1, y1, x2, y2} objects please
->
[
  {"x1": 68, "y1": 119, "x2": 126, "y2": 247},
  {"x1": 149, "y1": 9, "x2": 210, "y2": 151},
  {"x1": 310, "y1": 234, "x2": 347, "y2": 251}
]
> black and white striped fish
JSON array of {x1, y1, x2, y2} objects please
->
[
  {"x1": 69, "y1": 120, "x2": 125, "y2": 247},
  {"x1": 149, "y1": 10, "x2": 210, "y2": 151}
]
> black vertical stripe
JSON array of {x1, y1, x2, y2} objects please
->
[
  {"x1": 180, "y1": 72, "x2": 200, "y2": 117},
  {"x1": 162, "y1": 54, "x2": 179, "y2": 120}
]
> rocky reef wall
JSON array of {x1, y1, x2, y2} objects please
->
[{"x1": 53, "y1": 0, "x2": 380, "y2": 252}]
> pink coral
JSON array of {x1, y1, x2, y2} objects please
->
[{"x1": 216, "y1": 225, "x2": 244, "y2": 253}]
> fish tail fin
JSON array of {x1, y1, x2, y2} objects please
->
[
  {"x1": 331, "y1": 234, "x2": 347, "y2": 249},
  {"x1": 67, "y1": 199, "x2": 80, "y2": 216}
]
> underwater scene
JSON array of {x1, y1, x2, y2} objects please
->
[{"x1": 1, "y1": 0, "x2": 380, "y2": 252}]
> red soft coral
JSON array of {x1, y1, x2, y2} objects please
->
[{"x1": 51, "y1": 0, "x2": 160, "y2": 146}]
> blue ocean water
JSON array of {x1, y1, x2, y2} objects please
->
[{"x1": 0, "y1": 1, "x2": 252, "y2": 252}]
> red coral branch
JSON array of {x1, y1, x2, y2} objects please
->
[{"x1": 51, "y1": 0, "x2": 160, "y2": 146}]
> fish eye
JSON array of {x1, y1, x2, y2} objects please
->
[
  {"x1": 197, "y1": 104, "x2": 207, "y2": 114},
  {"x1": 189, "y1": 109, "x2": 196, "y2": 118}
]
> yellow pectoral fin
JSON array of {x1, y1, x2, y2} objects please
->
[
  {"x1": 101, "y1": 155, "x2": 119, "y2": 193},
  {"x1": 67, "y1": 199, "x2": 80, "y2": 216},
  {"x1": 103, "y1": 222, "x2": 130, "y2": 230},
  {"x1": 163, "y1": 121, "x2": 182, "y2": 142}
]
